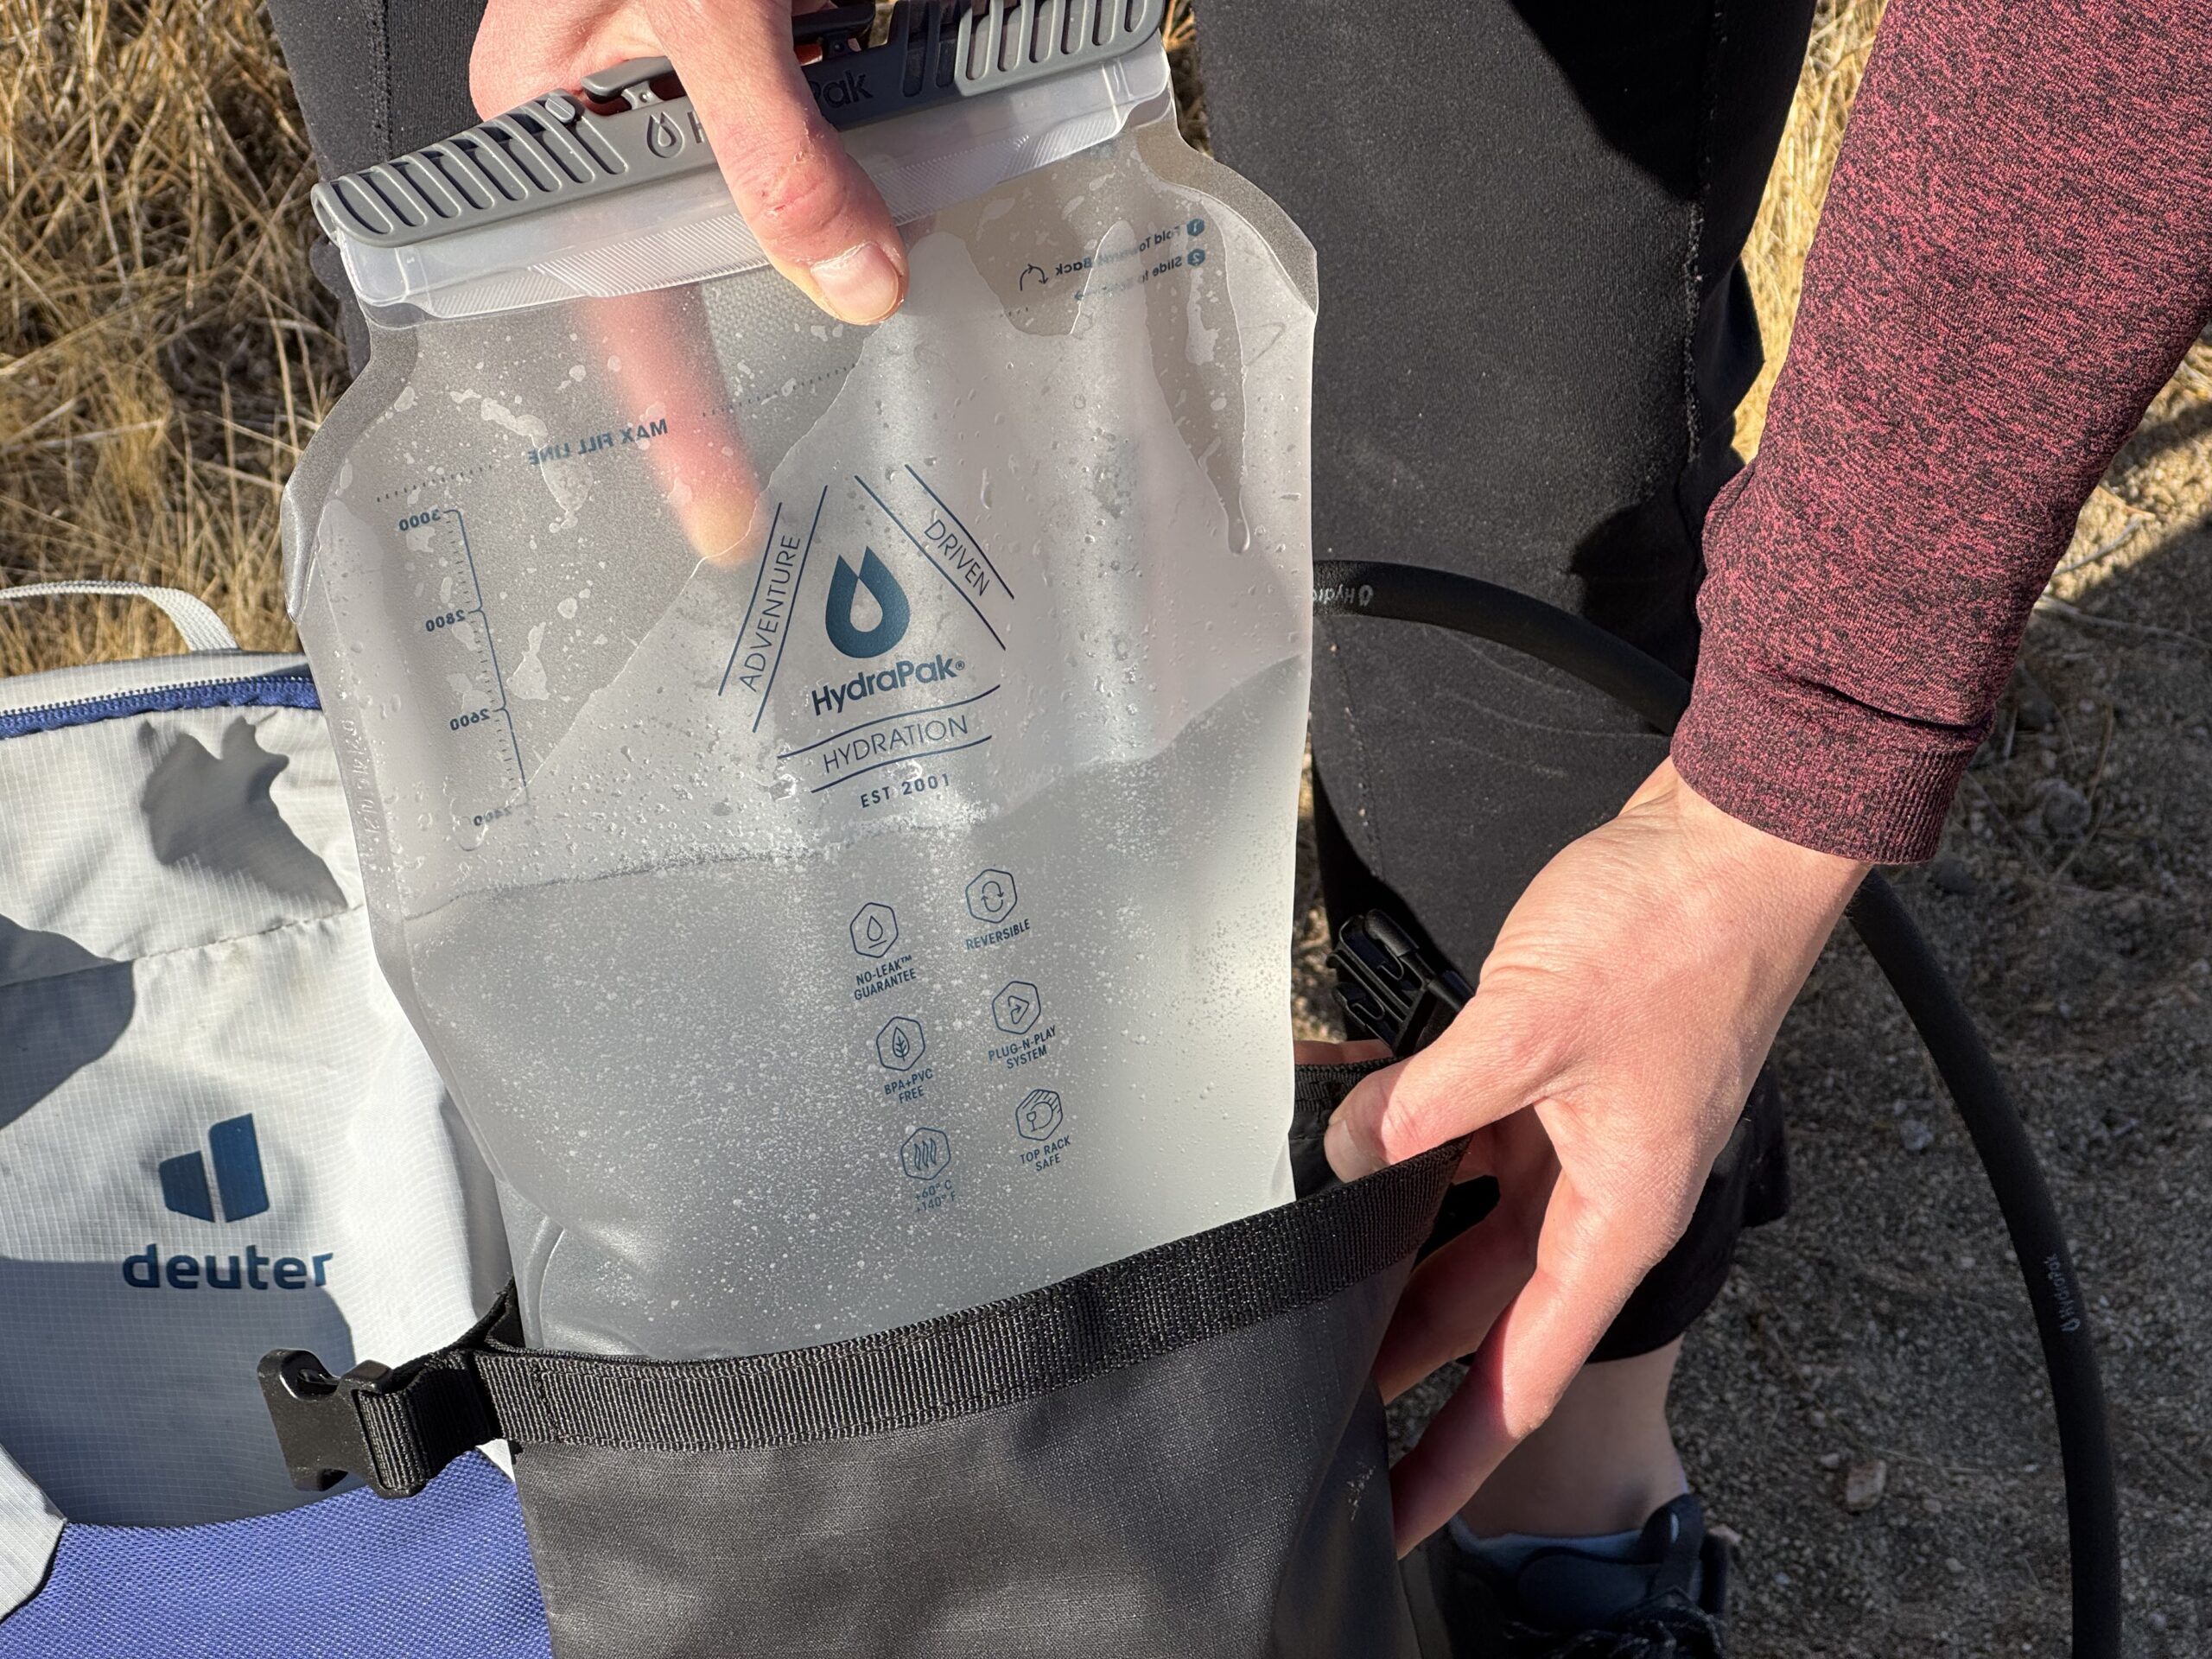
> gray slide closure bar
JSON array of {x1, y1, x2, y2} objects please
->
[{"x1": 314, "y1": 0, "x2": 1169, "y2": 251}]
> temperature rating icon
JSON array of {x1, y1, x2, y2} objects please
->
[
  {"x1": 900, "y1": 1127, "x2": 952, "y2": 1180},
  {"x1": 875, "y1": 1017, "x2": 925, "y2": 1071}
]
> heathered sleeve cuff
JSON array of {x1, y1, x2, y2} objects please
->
[
  {"x1": 1669, "y1": 649, "x2": 1980, "y2": 867},
  {"x1": 1656, "y1": 0, "x2": 2212, "y2": 866}
]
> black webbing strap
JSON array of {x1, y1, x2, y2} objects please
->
[
  {"x1": 258, "y1": 1285, "x2": 520, "y2": 1499},
  {"x1": 264, "y1": 1103, "x2": 1461, "y2": 1499}
]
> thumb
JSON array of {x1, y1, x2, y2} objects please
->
[
  {"x1": 1324, "y1": 994, "x2": 1558, "y2": 1180},
  {"x1": 650, "y1": 0, "x2": 908, "y2": 324}
]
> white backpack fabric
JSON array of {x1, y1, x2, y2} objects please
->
[{"x1": 0, "y1": 585, "x2": 506, "y2": 1615}]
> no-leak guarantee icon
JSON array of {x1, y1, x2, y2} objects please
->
[{"x1": 849, "y1": 902, "x2": 899, "y2": 959}]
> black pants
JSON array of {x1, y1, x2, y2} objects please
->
[
  {"x1": 266, "y1": 0, "x2": 1808, "y2": 1363},
  {"x1": 1195, "y1": 0, "x2": 1810, "y2": 1360}
]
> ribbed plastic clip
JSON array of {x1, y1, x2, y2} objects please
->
[{"x1": 312, "y1": 0, "x2": 1166, "y2": 252}]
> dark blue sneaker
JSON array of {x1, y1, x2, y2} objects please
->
[{"x1": 1403, "y1": 1494, "x2": 1731, "y2": 1658}]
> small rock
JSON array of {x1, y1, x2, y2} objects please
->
[
  {"x1": 2151, "y1": 1611, "x2": 2169, "y2": 1631},
  {"x1": 1842, "y1": 1458, "x2": 1888, "y2": 1513},
  {"x1": 2031, "y1": 778, "x2": 2093, "y2": 837},
  {"x1": 2014, "y1": 679, "x2": 2057, "y2": 731},
  {"x1": 1944, "y1": 1556, "x2": 1966, "y2": 1574},
  {"x1": 1929, "y1": 855, "x2": 1980, "y2": 896},
  {"x1": 1899, "y1": 1118, "x2": 1935, "y2": 1153},
  {"x1": 1819, "y1": 1451, "x2": 1844, "y2": 1471}
]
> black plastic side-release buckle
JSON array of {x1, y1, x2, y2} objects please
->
[
  {"x1": 1328, "y1": 910, "x2": 1472, "y2": 1058},
  {"x1": 258, "y1": 1286, "x2": 519, "y2": 1498},
  {"x1": 257, "y1": 1351, "x2": 403, "y2": 1495},
  {"x1": 1329, "y1": 912, "x2": 1499, "y2": 1249}
]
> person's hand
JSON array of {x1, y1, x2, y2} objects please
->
[
  {"x1": 472, "y1": 0, "x2": 907, "y2": 325},
  {"x1": 1325, "y1": 757, "x2": 1870, "y2": 1553},
  {"x1": 1293, "y1": 1039, "x2": 1393, "y2": 1068}
]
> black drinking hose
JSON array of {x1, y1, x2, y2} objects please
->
[{"x1": 1313, "y1": 559, "x2": 2120, "y2": 1659}]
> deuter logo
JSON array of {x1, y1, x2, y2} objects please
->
[
  {"x1": 824, "y1": 547, "x2": 911, "y2": 658},
  {"x1": 158, "y1": 1111, "x2": 267, "y2": 1222},
  {"x1": 126, "y1": 1112, "x2": 334, "y2": 1292}
]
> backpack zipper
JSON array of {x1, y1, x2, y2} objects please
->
[{"x1": 0, "y1": 666, "x2": 320, "y2": 741}]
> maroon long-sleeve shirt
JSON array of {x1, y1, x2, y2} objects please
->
[{"x1": 1670, "y1": 0, "x2": 2212, "y2": 863}]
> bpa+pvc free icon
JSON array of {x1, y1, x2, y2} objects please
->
[
  {"x1": 900, "y1": 1127, "x2": 952, "y2": 1180},
  {"x1": 849, "y1": 902, "x2": 899, "y2": 958},
  {"x1": 876, "y1": 1017, "x2": 925, "y2": 1071}
]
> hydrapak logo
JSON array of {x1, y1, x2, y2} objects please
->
[
  {"x1": 127, "y1": 1112, "x2": 334, "y2": 1292},
  {"x1": 825, "y1": 548, "x2": 911, "y2": 658},
  {"x1": 811, "y1": 68, "x2": 874, "y2": 112},
  {"x1": 1312, "y1": 581, "x2": 1375, "y2": 609},
  {"x1": 811, "y1": 653, "x2": 963, "y2": 717}
]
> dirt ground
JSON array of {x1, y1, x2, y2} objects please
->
[
  {"x1": 1671, "y1": 421, "x2": 2211, "y2": 1657},
  {"x1": 1, "y1": 2, "x2": 2204, "y2": 1654}
]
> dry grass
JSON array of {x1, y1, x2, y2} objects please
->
[
  {"x1": 0, "y1": 0, "x2": 340, "y2": 675},
  {"x1": 1735, "y1": 0, "x2": 2212, "y2": 585},
  {"x1": 0, "y1": 0, "x2": 2167, "y2": 677},
  {"x1": 1734, "y1": 0, "x2": 1887, "y2": 451}
]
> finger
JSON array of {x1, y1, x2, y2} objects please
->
[
  {"x1": 1324, "y1": 990, "x2": 1559, "y2": 1180},
  {"x1": 1291, "y1": 1038, "x2": 1393, "y2": 1067},
  {"x1": 1370, "y1": 1205, "x2": 1537, "y2": 1402},
  {"x1": 1375, "y1": 1116, "x2": 1558, "y2": 1398},
  {"x1": 581, "y1": 289, "x2": 763, "y2": 564},
  {"x1": 1386, "y1": 1344, "x2": 1516, "y2": 1555},
  {"x1": 469, "y1": 5, "x2": 659, "y2": 117},
  {"x1": 651, "y1": 0, "x2": 907, "y2": 324},
  {"x1": 1387, "y1": 1171, "x2": 1672, "y2": 1551}
]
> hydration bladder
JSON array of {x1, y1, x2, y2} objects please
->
[
  {"x1": 282, "y1": 1, "x2": 1318, "y2": 1359},
  {"x1": 270, "y1": 14, "x2": 2116, "y2": 1658}
]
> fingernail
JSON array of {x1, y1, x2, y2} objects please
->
[
  {"x1": 1325, "y1": 1106, "x2": 1382, "y2": 1183},
  {"x1": 809, "y1": 241, "x2": 905, "y2": 325}
]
